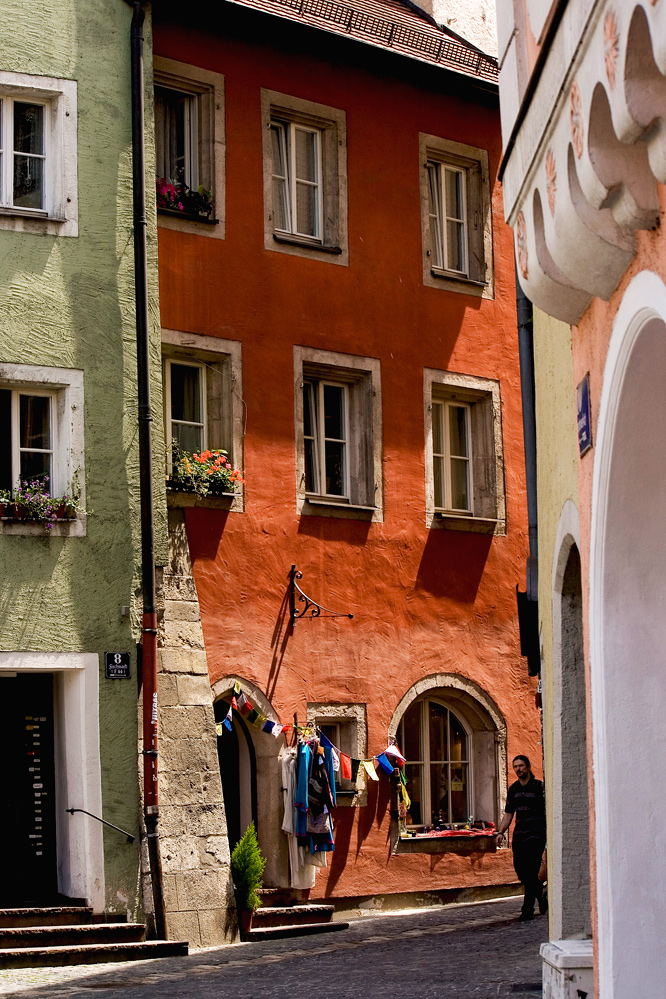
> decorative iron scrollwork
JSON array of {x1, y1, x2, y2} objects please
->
[{"x1": 289, "y1": 564, "x2": 354, "y2": 627}]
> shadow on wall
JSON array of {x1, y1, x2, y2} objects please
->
[
  {"x1": 183, "y1": 507, "x2": 229, "y2": 559},
  {"x1": 415, "y1": 529, "x2": 492, "y2": 602},
  {"x1": 266, "y1": 576, "x2": 292, "y2": 703},
  {"x1": 296, "y1": 515, "x2": 372, "y2": 545}
]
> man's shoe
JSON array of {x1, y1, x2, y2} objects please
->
[
  {"x1": 518, "y1": 910, "x2": 534, "y2": 922},
  {"x1": 538, "y1": 896, "x2": 548, "y2": 916}
]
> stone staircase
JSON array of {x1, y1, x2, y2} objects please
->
[
  {"x1": 0, "y1": 906, "x2": 188, "y2": 968},
  {"x1": 244, "y1": 889, "x2": 348, "y2": 941}
]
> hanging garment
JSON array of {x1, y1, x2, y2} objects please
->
[{"x1": 281, "y1": 749, "x2": 316, "y2": 889}]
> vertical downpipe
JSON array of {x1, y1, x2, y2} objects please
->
[{"x1": 129, "y1": 0, "x2": 167, "y2": 941}]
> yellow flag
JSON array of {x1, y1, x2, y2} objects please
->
[
  {"x1": 233, "y1": 680, "x2": 241, "y2": 695},
  {"x1": 215, "y1": 722, "x2": 223, "y2": 736},
  {"x1": 363, "y1": 760, "x2": 379, "y2": 781}
]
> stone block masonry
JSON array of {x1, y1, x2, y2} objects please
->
[{"x1": 155, "y1": 509, "x2": 237, "y2": 947}]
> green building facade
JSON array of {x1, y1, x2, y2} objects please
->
[{"x1": 0, "y1": 0, "x2": 165, "y2": 917}]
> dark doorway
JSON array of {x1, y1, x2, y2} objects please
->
[
  {"x1": 0, "y1": 673, "x2": 57, "y2": 905},
  {"x1": 214, "y1": 700, "x2": 257, "y2": 851}
]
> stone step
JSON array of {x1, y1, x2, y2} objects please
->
[
  {"x1": 253, "y1": 904, "x2": 335, "y2": 929},
  {"x1": 0, "y1": 908, "x2": 94, "y2": 929},
  {"x1": 0, "y1": 940, "x2": 189, "y2": 969},
  {"x1": 246, "y1": 921, "x2": 348, "y2": 942},
  {"x1": 0, "y1": 923, "x2": 146, "y2": 950}
]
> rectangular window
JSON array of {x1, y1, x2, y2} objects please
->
[
  {"x1": 0, "y1": 97, "x2": 47, "y2": 213},
  {"x1": 0, "y1": 388, "x2": 54, "y2": 491},
  {"x1": 153, "y1": 59, "x2": 225, "y2": 233},
  {"x1": 0, "y1": 364, "x2": 85, "y2": 536},
  {"x1": 425, "y1": 369, "x2": 505, "y2": 533},
  {"x1": 162, "y1": 330, "x2": 244, "y2": 510},
  {"x1": 262, "y1": 91, "x2": 348, "y2": 264},
  {"x1": 165, "y1": 359, "x2": 207, "y2": 456},
  {"x1": 270, "y1": 119, "x2": 322, "y2": 241},
  {"x1": 0, "y1": 73, "x2": 78, "y2": 235},
  {"x1": 303, "y1": 379, "x2": 349, "y2": 498},
  {"x1": 308, "y1": 702, "x2": 368, "y2": 805},
  {"x1": 155, "y1": 85, "x2": 198, "y2": 189},
  {"x1": 295, "y1": 347, "x2": 382, "y2": 521},
  {"x1": 420, "y1": 134, "x2": 492, "y2": 297},
  {"x1": 432, "y1": 400, "x2": 472, "y2": 513},
  {"x1": 427, "y1": 162, "x2": 467, "y2": 275}
]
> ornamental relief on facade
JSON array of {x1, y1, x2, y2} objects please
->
[{"x1": 502, "y1": 0, "x2": 666, "y2": 323}]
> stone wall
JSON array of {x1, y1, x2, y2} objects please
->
[{"x1": 156, "y1": 508, "x2": 237, "y2": 946}]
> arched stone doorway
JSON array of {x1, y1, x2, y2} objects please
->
[
  {"x1": 590, "y1": 272, "x2": 666, "y2": 996},
  {"x1": 211, "y1": 677, "x2": 289, "y2": 886}
]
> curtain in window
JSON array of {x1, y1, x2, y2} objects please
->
[
  {"x1": 13, "y1": 102, "x2": 44, "y2": 210},
  {"x1": 270, "y1": 123, "x2": 290, "y2": 231},
  {"x1": 155, "y1": 87, "x2": 186, "y2": 186},
  {"x1": 427, "y1": 162, "x2": 443, "y2": 269}
]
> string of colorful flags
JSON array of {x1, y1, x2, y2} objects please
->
[{"x1": 215, "y1": 681, "x2": 411, "y2": 801}]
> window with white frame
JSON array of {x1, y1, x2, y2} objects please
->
[
  {"x1": 303, "y1": 379, "x2": 349, "y2": 499},
  {"x1": 295, "y1": 347, "x2": 383, "y2": 520},
  {"x1": 0, "y1": 72, "x2": 77, "y2": 235},
  {"x1": 270, "y1": 119, "x2": 322, "y2": 241},
  {"x1": 420, "y1": 134, "x2": 492, "y2": 297},
  {"x1": 427, "y1": 161, "x2": 467, "y2": 275},
  {"x1": 162, "y1": 330, "x2": 244, "y2": 508},
  {"x1": 0, "y1": 98, "x2": 47, "y2": 212},
  {"x1": 0, "y1": 363, "x2": 85, "y2": 535},
  {"x1": 155, "y1": 85, "x2": 199, "y2": 190},
  {"x1": 164, "y1": 359, "x2": 207, "y2": 456},
  {"x1": 425, "y1": 369, "x2": 505, "y2": 534},
  {"x1": 0, "y1": 388, "x2": 54, "y2": 492},
  {"x1": 432, "y1": 399, "x2": 472, "y2": 514},
  {"x1": 398, "y1": 697, "x2": 471, "y2": 827},
  {"x1": 153, "y1": 58, "x2": 225, "y2": 233},
  {"x1": 262, "y1": 90, "x2": 348, "y2": 264}
]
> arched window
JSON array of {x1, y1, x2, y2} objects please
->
[{"x1": 398, "y1": 697, "x2": 472, "y2": 827}]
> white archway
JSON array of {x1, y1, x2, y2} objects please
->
[{"x1": 590, "y1": 270, "x2": 666, "y2": 996}]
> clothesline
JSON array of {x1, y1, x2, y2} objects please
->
[{"x1": 214, "y1": 681, "x2": 407, "y2": 783}]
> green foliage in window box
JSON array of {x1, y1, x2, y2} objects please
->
[
  {"x1": 0, "y1": 476, "x2": 84, "y2": 529},
  {"x1": 167, "y1": 444, "x2": 245, "y2": 498},
  {"x1": 230, "y1": 822, "x2": 266, "y2": 913},
  {"x1": 156, "y1": 178, "x2": 213, "y2": 219}
]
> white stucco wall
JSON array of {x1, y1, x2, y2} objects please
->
[{"x1": 419, "y1": 0, "x2": 497, "y2": 56}]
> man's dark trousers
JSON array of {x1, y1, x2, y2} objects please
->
[{"x1": 513, "y1": 839, "x2": 545, "y2": 915}]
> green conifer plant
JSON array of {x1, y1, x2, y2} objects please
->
[{"x1": 230, "y1": 822, "x2": 266, "y2": 912}]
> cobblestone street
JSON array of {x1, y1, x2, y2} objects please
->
[{"x1": 0, "y1": 899, "x2": 547, "y2": 999}]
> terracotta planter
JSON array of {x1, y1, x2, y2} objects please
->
[{"x1": 238, "y1": 909, "x2": 253, "y2": 937}]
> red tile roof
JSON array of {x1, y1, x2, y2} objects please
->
[{"x1": 225, "y1": 0, "x2": 499, "y2": 81}]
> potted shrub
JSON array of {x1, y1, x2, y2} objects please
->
[
  {"x1": 167, "y1": 444, "x2": 245, "y2": 498},
  {"x1": 230, "y1": 822, "x2": 266, "y2": 936}
]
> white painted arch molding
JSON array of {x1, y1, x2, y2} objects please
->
[{"x1": 507, "y1": 0, "x2": 666, "y2": 323}]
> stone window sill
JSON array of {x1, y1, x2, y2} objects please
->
[
  {"x1": 433, "y1": 512, "x2": 502, "y2": 535},
  {"x1": 166, "y1": 488, "x2": 241, "y2": 511},
  {"x1": 0, "y1": 516, "x2": 85, "y2": 537},
  {"x1": 158, "y1": 207, "x2": 219, "y2": 225},
  {"x1": 273, "y1": 231, "x2": 342, "y2": 254}
]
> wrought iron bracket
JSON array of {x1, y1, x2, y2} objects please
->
[
  {"x1": 67, "y1": 807, "x2": 135, "y2": 844},
  {"x1": 289, "y1": 565, "x2": 354, "y2": 627}
]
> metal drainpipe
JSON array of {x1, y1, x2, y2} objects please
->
[
  {"x1": 516, "y1": 264, "x2": 538, "y2": 604},
  {"x1": 127, "y1": 0, "x2": 167, "y2": 941},
  {"x1": 515, "y1": 262, "x2": 541, "y2": 680}
]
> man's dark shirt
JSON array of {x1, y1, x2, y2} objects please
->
[{"x1": 505, "y1": 775, "x2": 546, "y2": 845}]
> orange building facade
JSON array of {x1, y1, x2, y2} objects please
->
[{"x1": 153, "y1": 0, "x2": 538, "y2": 905}]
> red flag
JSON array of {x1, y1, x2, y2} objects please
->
[
  {"x1": 241, "y1": 698, "x2": 253, "y2": 715},
  {"x1": 231, "y1": 696, "x2": 238, "y2": 710},
  {"x1": 340, "y1": 753, "x2": 352, "y2": 780}
]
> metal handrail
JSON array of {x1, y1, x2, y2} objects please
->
[{"x1": 66, "y1": 808, "x2": 135, "y2": 843}]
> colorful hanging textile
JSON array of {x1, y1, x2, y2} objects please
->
[
  {"x1": 231, "y1": 696, "x2": 238, "y2": 710},
  {"x1": 252, "y1": 711, "x2": 267, "y2": 728},
  {"x1": 215, "y1": 722, "x2": 223, "y2": 736},
  {"x1": 340, "y1": 753, "x2": 352, "y2": 780},
  {"x1": 350, "y1": 758, "x2": 361, "y2": 782},
  {"x1": 262, "y1": 720, "x2": 275, "y2": 734},
  {"x1": 318, "y1": 731, "x2": 335, "y2": 750},
  {"x1": 384, "y1": 744, "x2": 406, "y2": 764},
  {"x1": 376, "y1": 752, "x2": 395, "y2": 776},
  {"x1": 363, "y1": 760, "x2": 379, "y2": 781},
  {"x1": 247, "y1": 708, "x2": 259, "y2": 725},
  {"x1": 233, "y1": 681, "x2": 241, "y2": 695},
  {"x1": 223, "y1": 704, "x2": 233, "y2": 730},
  {"x1": 331, "y1": 748, "x2": 340, "y2": 772},
  {"x1": 271, "y1": 723, "x2": 284, "y2": 738}
]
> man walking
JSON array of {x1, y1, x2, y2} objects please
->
[{"x1": 496, "y1": 754, "x2": 546, "y2": 921}]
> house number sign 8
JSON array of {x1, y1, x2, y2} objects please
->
[{"x1": 105, "y1": 652, "x2": 131, "y2": 679}]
